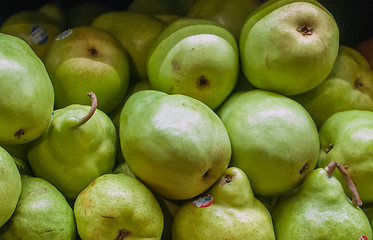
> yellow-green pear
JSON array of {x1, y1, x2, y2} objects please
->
[
  {"x1": 27, "y1": 93, "x2": 117, "y2": 200},
  {"x1": 173, "y1": 167, "x2": 275, "y2": 239},
  {"x1": 74, "y1": 173, "x2": 164, "y2": 240},
  {"x1": 0, "y1": 33, "x2": 54, "y2": 145},
  {"x1": 92, "y1": 11, "x2": 167, "y2": 82},
  {"x1": 0, "y1": 146, "x2": 21, "y2": 228},
  {"x1": 0, "y1": 175, "x2": 76, "y2": 240},
  {"x1": 44, "y1": 26, "x2": 131, "y2": 114}
]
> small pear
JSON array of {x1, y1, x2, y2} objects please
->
[
  {"x1": 74, "y1": 173, "x2": 164, "y2": 240},
  {"x1": 272, "y1": 162, "x2": 373, "y2": 239},
  {"x1": 27, "y1": 93, "x2": 117, "y2": 200},
  {"x1": 0, "y1": 175, "x2": 76, "y2": 240},
  {"x1": 0, "y1": 146, "x2": 21, "y2": 228},
  {"x1": 172, "y1": 167, "x2": 275, "y2": 239}
]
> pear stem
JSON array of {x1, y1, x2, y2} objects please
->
[
  {"x1": 326, "y1": 161, "x2": 362, "y2": 207},
  {"x1": 73, "y1": 92, "x2": 97, "y2": 128}
]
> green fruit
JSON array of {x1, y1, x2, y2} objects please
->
[
  {"x1": 120, "y1": 90, "x2": 231, "y2": 200},
  {"x1": 0, "y1": 33, "x2": 54, "y2": 145},
  {"x1": 92, "y1": 11, "x2": 167, "y2": 82},
  {"x1": 239, "y1": 0, "x2": 339, "y2": 95},
  {"x1": 172, "y1": 167, "x2": 275, "y2": 239},
  {"x1": 217, "y1": 90, "x2": 319, "y2": 196},
  {"x1": 318, "y1": 110, "x2": 373, "y2": 203},
  {"x1": 0, "y1": 146, "x2": 21, "y2": 228},
  {"x1": 292, "y1": 45, "x2": 373, "y2": 129},
  {"x1": 0, "y1": 175, "x2": 76, "y2": 240},
  {"x1": 74, "y1": 173, "x2": 164, "y2": 240},
  {"x1": 44, "y1": 26, "x2": 130, "y2": 114},
  {"x1": 147, "y1": 17, "x2": 239, "y2": 109},
  {"x1": 27, "y1": 93, "x2": 117, "y2": 200},
  {"x1": 188, "y1": 0, "x2": 262, "y2": 40},
  {"x1": 272, "y1": 166, "x2": 372, "y2": 239}
]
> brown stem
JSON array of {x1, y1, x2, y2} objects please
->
[
  {"x1": 73, "y1": 92, "x2": 97, "y2": 128},
  {"x1": 326, "y1": 161, "x2": 362, "y2": 207}
]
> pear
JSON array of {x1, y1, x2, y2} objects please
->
[
  {"x1": 172, "y1": 167, "x2": 275, "y2": 239},
  {"x1": 120, "y1": 90, "x2": 231, "y2": 200},
  {"x1": 239, "y1": 0, "x2": 339, "y2": 95},
  {"x1": 318, "y1": 109, "x2": 373, "y2": 203},
  {"x1": 292, "y1": 46, "x2": 373, "y2": 129},
  {"x1": 27, "y1": 93, "x2": 117, "y2": 200},
  {"x1": 74, "y1": 173, "x2": 164, "y2": 240},
  {"x1": 0, "y1": 175, "x2": 76, "y2": 240},
  {"x1": 187, "y1": 0, "x2": 262, "y2": 40},
  {"x1": 217, "y1": 89, "x2": 319, "y2": 196},
  {"x1": 0, "y1": 146, "x2": 21, "y2": 228},
  {"x1": 91, "y1": 11, "x2": 167, "y2": 82},
  {"x1": 44, "y1": 26, "x2": 131, "y2": 114},
  {"x1": 272, "y1": 162, "x2": 373, "y2": 239},
  {"x1": 147, "y1": 17, "x2": 239, "y2": 109},
  {"x1": 0, "y1": 33, "x2": 54, "y2": 145},
  {"x1": 0, "y1": 4, "x2": 64, "y2": 60}
]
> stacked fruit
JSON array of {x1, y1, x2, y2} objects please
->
[{"x1": 1, "y1": 0, "x2": 373, "y2": 239}]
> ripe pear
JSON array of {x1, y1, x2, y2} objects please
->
[
  {"x1": 318, "y1": 110, "x2": 373, "y2": 203},
  {"x1": 44, "y1": 26, "x2": 131, "y2": 114},
  {"x1": 147, "y1": 17, "x2": 239, "y2": 109},
  {"x1": 272, "y1": 163, "x2": 373, "y2": 239},
  {"x1": 0, "y1": 33, "x2": 54, "y2": 145},
  {"x1": 120, "y1": 90, "x2": 231, "y2": 200},
  {"x1": 217, "y1": 90, "x2": 319, "y2": 196},
  {"x1": 91, "y1": 11, "x2": 167, "y2": 82},
  {"x1": 173, "y1": 167, "x2": 275, "y2": 239},
  {"x1": 188, "y1": 0, "x2": 262, "y2": 40},
  {"x1": 0, "y1": 175, "x2": 76, "y2": 240},
  {"x1": 0, "y1": 5, "x2": 64, "y2": 60},
  {"x1": 74, "y1": 173, "x2": 164, "y2": 240},
  {"x1": 240, "y1": 0, "x2": 339, "y2": 95},
  {"x1": 0, "y1": 146, "x2": 21, "y2": 228},
  {"x1": 292, "y1": 46, "x2": 373, "y2": 129},
  {"x1": 27, "y1": 93, "x2": 117, "y2": 200}
]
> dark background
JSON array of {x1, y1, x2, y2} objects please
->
[{"x1": 1, "y1": 0, "x2": 373, "y2": 48}]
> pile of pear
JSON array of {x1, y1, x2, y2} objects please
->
[{"x1": 1, "y1": 0, "x2": 373, "y2": 239}]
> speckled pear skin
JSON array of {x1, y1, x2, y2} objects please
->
[
  {"x1": 172, "y1": 167, "x2": 275, "y2": 240},
  {"x1": 74, "y1": 173, "x2": 164, "y2": 240},
  {"x1": 0, "y1": 175, "x2": 76, "y2": 240},
  {"x1": 0, "y1": 146, "x2": 21, "y2": 228},
  {"x1": 272, "y1": 168, "x2": 373, "y2": 240}
]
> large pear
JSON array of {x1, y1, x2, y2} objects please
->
[
  {"x1": 172, "y1": 167, "x2": 275, "y2": 239},
  {"x1": 240, "y1": 0, "x2": 339, "y2": 95},
  {"x1": 217, "y1": 89, "x2": 319, "y2": 196},
  {"x1": 119, "y1": 90, "x2": 231, "y2": 200},
  {"x1": 0, "y1": 33, "x2": 54, "y2": 145}
]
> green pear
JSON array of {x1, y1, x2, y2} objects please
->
[
  {"x1": 217, "y1": 90, "x2": 319, "y2": 196},
  {"x1": 37, "y1": 3, "x2": 66, "y2": 30},
  {"x1": 74, "y1": 173, "x2": 164, "y2": 240},
  {"x1": 120, "y1": 90, "x2": 231, "y2": 200},
  {"x1": 0, "y1": 175, "x2": 76, "y2": 240},
  {"x1": 0, "y1": 6, "x2": 63, "y2": 60},
  {"x1": 91, "y1": 11, "x2": 167, "y2": 82},
  {"x1": 272, "y1": 162, "x2": 372, "y2": 239},
  {"x1": 292, "y1": 46, "x2": 373, "y2": 129},
  {"x1": 188, "y1": 0, "x2": 262, "y2": 40},
  {"x1": 44, "y1": 26, "x2": 130, "y2": 114},
  {"x1": 240, "y1": 0, "x2": 339, "y2": 95},
  {"x1": 0, "y1": 33, "x2": 54, "y2": 145},
  {"x1": 318, "y1": 110, "x2": 373, "y2": 203},
  {"x1": 112, "y1": 162, "x2": 136, "y2": 178},
  {"x1": 27, "y1": 93, "x2": 117, "y2": 200},
  {"x1": 172, "y1": 167, "x2": 275, "y2": 239},
  {"x1": 147, "y1": 17, "x2": 239, "y2": 109},
  {"x1": 0, "y1": 146, "x2": 21, "y2": 228}
]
